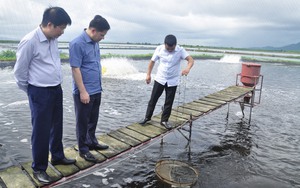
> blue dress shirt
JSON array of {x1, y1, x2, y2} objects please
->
[{"x1": 69, "y1": 30, "x2": 102, "y2": 95}]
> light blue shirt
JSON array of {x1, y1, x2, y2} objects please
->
[
  {"x1": 151, "y1": 44, "x2": 189, "y2": 86},
  {"x1": 69, "y1": 30, "x2": 102, "y2": 95},
  {"x1": 14, "y1": 26, "x2": 62, "y2": 93}
]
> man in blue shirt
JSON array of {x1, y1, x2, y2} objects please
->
[
  {"x1": 69, "y1": 15, "x2": 110, "y2": 163},
  {"x1": 139, "y1": 34, "x2": 194, "y2": 129},
  {"x1": 14, "y1": 7, "x2": 75, "y2": 185}
]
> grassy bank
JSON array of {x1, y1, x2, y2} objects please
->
[
  {"x1": 1, "y1": 50, "x2": 300, "y2": 65},
  {"x1": 0, "y1": 50, "x2": 221, "y2": 62}
]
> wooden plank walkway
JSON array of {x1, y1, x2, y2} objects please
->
[{"x1": 0, "y1": 85, "x2": 254, "y2": 188}]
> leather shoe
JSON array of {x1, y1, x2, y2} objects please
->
[
  {"x1": 51, "y1": 157, "x2": 76, "y2": 165},
  {"x1": 89, "y1": 144, "x2": 109, "y2": 150},
  {"x1": 138, "y1": 118, "x2": 151, "y2": 125},
  {"x1": 161, "y1": 121, "x2": 172, "y2": 129},
  {"x1": 80, "y1": 152, "x2": 97, "y2": 163},
  {"x1": 33, "y1": 170, "x2": 52, "y2": 185}
]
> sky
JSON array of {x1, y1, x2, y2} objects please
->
[{"x1": 0, "y1": 0, "x2": 299, "y2": 48}]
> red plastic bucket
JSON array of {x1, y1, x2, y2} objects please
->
[{"x1": 240, "y1": 63, "x2": 261, "y2": 87}]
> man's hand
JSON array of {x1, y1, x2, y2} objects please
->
[
  {"x1": 181, "y1": 68, "x2": 190, "y2": 76},
  {"x1": 80, "y1": 91, "x2": 90, "y2": 104},
  {"x1": 146, "y1": 74, "x2": 151, "y2": 84}
]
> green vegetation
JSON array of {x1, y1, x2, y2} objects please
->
[
  {"x1": 241, "y1": 56, "x2": 300, "y2": 65},
  {"x1": 0, "y1": 50, "x2": 16, "y2": 61},
  {"x1": 0, "y1": 50, "x2": 69, "y2": 61},
  {"x1": 1, "y1": 43, "x2": 300, "y2": 65}
]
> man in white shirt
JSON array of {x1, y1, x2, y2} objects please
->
[
  {"x1": 14, "y1": 7, "x2": 75, "y2": 185},
  {"x1": 139, "y1": 34, "x2": 194, "y2": 129}
]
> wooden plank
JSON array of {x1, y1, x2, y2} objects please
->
[
  {"x1": 206, "y1": 93, "x2": 234, "y2": 102},
  {"x1": 50, "y1": 147, "x2": 80, "y2": 177},
  {"x1": 152, "y1": 115, "x2": 187, "y2": 128},
  {"x1": 168, "y1": 115, "x2": 188, "y2": 126},
  {"x1": 108, "y1": 130, "x2": 142, "y2": 147},
  {"x1": 193, "y1": 99, "x2": 220, "y2": 107},
  {"x1": 216, "y1": 88, "x2": 252, "y2": 98},
  {"x1": 22, "y1": 161, "x2": 61, "y2": 187},
  {"x1": 0, "y1": 166, "x2": 35, "y2": 188},
  {"x1": 216, "y1": 86, "x2": 253, "y2": 98},
  {"x1": 225, "y1": 86, "x2": 253, "y2": 92},
  {"x1": 118, "y1": 127, "x2": 150, "y2": 142},
  {"x1": 183, "y1": 102, "x2": 215, "y2": 112},
  {"x1": 147, "y1": 120, "x2": 168, "y2": 130},
  {"x1": 127, "y1": 123, "x2": 166, "y2": 138},
  {"x1": 91, "y1": 146, "x2": 119, "y2": 159},
  {"x1": 171, "y1": 110, "x2": 191, "y2": 120},
  {"x1": 200, "y1": 97, "x2": 227, "y2": 105},
  {"x1": 217, "y1": 88, "x2": 251, "y2": 95},
  {"x1": 96, "y1": 135, "x2": 130, "y2": 158},
  {"x1": 173, "y1": 106, "x2": 203, "y2": 118},
  {"x1": 72, "y1": 146, "x2": 103, "y2": 169},
  {"x1": 97, "y1": 134, "x2": 131, "y2": 153}
]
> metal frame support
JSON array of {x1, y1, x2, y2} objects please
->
[
  {"x1": 177, "y1": 114, "x2": 193, "y2": 148},
  {"x1": 231, "y1": 74, "x2": 264, "y2": 124}
]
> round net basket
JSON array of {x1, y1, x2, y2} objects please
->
[{"x1": 155, "y1": 160, "x2": 199, "y2": 187}]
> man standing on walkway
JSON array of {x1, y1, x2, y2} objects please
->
[
  {"x1": 14, "y1": 7, "x2": 76, "y2": 185},
  {"x1": 139, "y1": 34, "x2": 194, "y2": 129},
  {"x1": 69, "y1": 15, "x2": 110, "y2": 163}
]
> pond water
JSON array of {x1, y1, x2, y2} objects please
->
[{"x1": 0, "y1": 57, "x2": 299, "y2": 188}]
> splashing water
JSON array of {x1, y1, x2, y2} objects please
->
[
  {"x1": 219, "y1": 55, "x2": 241, "y2": 63},
  {"x1": 101, "y1": 58, "x2": 145, "y2": 80}
]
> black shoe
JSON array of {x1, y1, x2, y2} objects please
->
[
  {"x1": 138, "y1": 118, "x2": 151, "y2": 125},
  {"x1": 79, "y1": 152, "x2": 97, "y2": 163},
  {"x1": 89, "y1": 144, "x2": 109, "y2": 150},
  {"x1": 161, "y1": 121, "x2": 172, "y2": 129},
  {"x1": 33, "y1": 170, "x2": 52, "y2": 185},
  {"x1": 51, "y1": 157, "x2": 76, "y2": 165}
]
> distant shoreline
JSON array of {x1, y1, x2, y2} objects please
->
[{"x1": 1, "y1": 56, "x2": 300, "y2": 69}]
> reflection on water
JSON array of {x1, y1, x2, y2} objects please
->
[
  {"x1": 210, "y1": 120, "x2": 253, "y2": 156},
  {"x1": 0, "y1": 58, "x2": 300, "y2": 187}
]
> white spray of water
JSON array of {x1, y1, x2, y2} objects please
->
[
  {"x1": 101, "y1": 58, "x2": 145, "y2": 80},
  {"x1": 3, "y1": 100, "x2": 28, "y2": 108},
  {"x1": 219, "y1": 54, "x2": 241, "y2": 63}
]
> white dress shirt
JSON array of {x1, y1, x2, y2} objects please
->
[
  {"x1": 151, "y1": 44, "x2": 189, "y2": 87},
  {"x1": 14, "y1": 26, "x2": 62, "y2": 93}
]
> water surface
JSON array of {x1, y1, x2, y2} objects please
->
[{"x1": 0, "y1": 58, "x2": 299, "y2": 188}]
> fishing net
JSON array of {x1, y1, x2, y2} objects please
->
[{"x1": 155, "y1": 160, "x2": 199, "y2": 187}]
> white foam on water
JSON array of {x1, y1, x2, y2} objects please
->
[
  {"x1": 82, "y1": 184, "x2": 91, "y2": 188},
  {"x1": 110, "y1": 184, "x2": 122, "y2": 188},
  {"x1": 236, "y1": 111, "x2": 244, "y2": 117},
  {"x1": 104, "y1": 107, "x2": 122, "y2": 116},
  {"x1": 102, "y1": 58, "x2": 143, "y2": 80},
  {"x1": 4, "y1": 121, "x2": 13, "y2": 125},
  {"x1": 219, "y1": 54, "x2": 241, "y2": 63},
  {"x1": 102, "y1": 179, "x2": 109, "y2": 185},
  {"x1": 123, "y1": 178, "x2": 133, "y2": 183},
  {"x1": 20, "y1": 138, "x2": 28, "y2": 143},
  {"x1": 3, "y1": 100, "x2": 28, "y2": 108}
]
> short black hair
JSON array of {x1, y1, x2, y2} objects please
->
[
  {"x1": 41, "y1": 7, "x2": 72, "y2": 27},
  {"x1": 89, "y1": 15, "x2": 110, "y2": 32},
  {"x1": 164, "y1": 34, "x2": 177, "y2": 46}
]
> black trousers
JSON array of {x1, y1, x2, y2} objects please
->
[
  {"x1": 28, "y1": 84, "x2": 64, "y2": 172},
  {"x1": 145, "y1": 81, "x2": 177, "y2": 122},
  {"x1": 73, "y1": 93, "x2": 101, "y2": 154}
]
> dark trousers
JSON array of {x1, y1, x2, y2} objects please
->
[
  {"x1": 73, "y1": 93, "x2": 101, "y2": 154},
  {"x1": 28, "y1": 84, "x2": 64, "y2": 172},
  {"x1": 145, "y1": 81, "x2": 177, "y2": 122}
]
